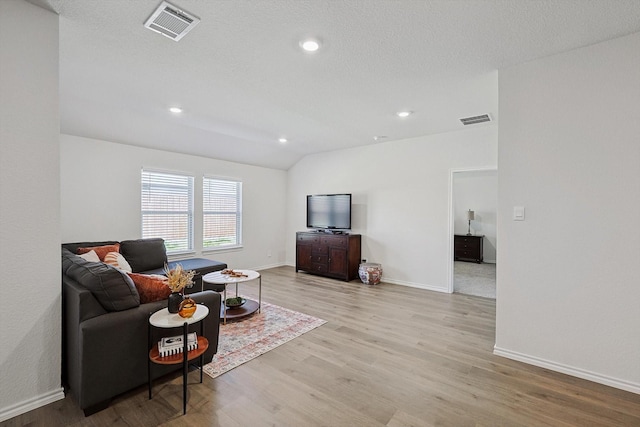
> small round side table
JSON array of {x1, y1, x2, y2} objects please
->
[{"x1": 148, "y1": 304, "x2": 209, "y2": 415}]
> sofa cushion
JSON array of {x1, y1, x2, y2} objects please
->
[
  {"x1": 77, "y1": 243, "x2": 120, "y2": 261},
  {"x1": 62, "y1": 249, "x2": 140, "y2": 311},
  {"x1": 119, "y1": 238, "x2": 167, "y2": 273},
  {"x1": 127, "y1": 273, "x2": 171, "y2": 304}
]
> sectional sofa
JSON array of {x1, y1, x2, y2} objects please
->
[{"x1": 61, "y1": 239, "x2": 227, "y2": 415}]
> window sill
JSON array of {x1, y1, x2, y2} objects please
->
[
  {"x1": 202, "y1": 245, "x2": 243, "y2": 254},
  {"x1": 166, "y1": 246, "x2": 243, "y2": 260}
]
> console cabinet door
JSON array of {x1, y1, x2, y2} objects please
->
[
  {"x1": 327, "y1": 247, "x2": 348, "y2": 278},
  {"x1": 296, "y1": 242, "x2": 313, "y2": 272}
]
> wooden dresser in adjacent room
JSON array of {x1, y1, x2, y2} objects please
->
[
  {"x1": 296, "y1": 231, "x2": 362, "y2": 281},
  {"x1": 454, "y1": 234, "x2": 484, "y2": 263}
]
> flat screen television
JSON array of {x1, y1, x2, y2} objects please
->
[{"x1": 306, "y1": 193, "x2": 352, "y2": 230}]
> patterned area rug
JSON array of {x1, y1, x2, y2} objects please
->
[{"x1": 203, "y1": 301, "x2": 326, "y2": 379}]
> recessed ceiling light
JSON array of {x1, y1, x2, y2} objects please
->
[
  {"x1": 299, "y1": 38, "x2": 321, "y2": 53},
  {"x1": 396, "y1": 111, "x2": 412, "y2": 118},
  {"x1": 169, "y1": 106, "x2": 183, "y2": 113},
  {"x1": 278, "y1": 138, "x2": 288, "y2": 143},
  {"x1": 373, "y1": 136, "x2": 388, "y2": 141}
]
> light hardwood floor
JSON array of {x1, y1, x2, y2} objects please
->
[{"x1": 5, "y1": 266, "x2": 639, "y2": 426}]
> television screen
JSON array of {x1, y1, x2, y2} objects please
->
[{"x1": 306, "y1": 194, "x2": 352, "y2": 229}]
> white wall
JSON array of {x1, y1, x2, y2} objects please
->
[
  {"x1": 61, "y1": 135, "x2": 288, "y2": 271},
  {"x1": 496, "y1": 32, "x2": 640, "y2": 393},
  {"x1": 453, "y1": 170, "x2": 497, "y2": 262},
  {"x1": 0, "y1": 0, "x2": 63, "y2": 421},
  {"x1": 286, "y1": 125, "x2": 498, "y2": 291}
]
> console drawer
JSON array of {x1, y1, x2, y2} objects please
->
[
  {"x1": 311, "y1": 255, "x2": 328, "y2": 264},
  {"x1": 298, "y1": 234, "x2": 320, "y2": 243},
  {"x1": 312, "y1": 245, "x2": 329, "y2": 255},
  {"x1": 311, "y1": 263, "x2": 328, "y2": 274},
  {"x1": 320, "y1": 236, "x2": 347, "y2": 247}
]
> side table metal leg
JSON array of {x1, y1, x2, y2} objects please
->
[
  {"x1": 148, "y1": 313, "x2": 152, "y2": 399},
  {"x1": 182, "y1": 322, "x2": 188, "y2": 415},
  {"x1": 258, "y1": 275, "x2": 262, "y2": 313},
  {"x1": 200, "y1": 319, "x2": 205, "y2": 383},
  {"x1": 223, "y1": 286, "x2": 227, "y2": 324}
]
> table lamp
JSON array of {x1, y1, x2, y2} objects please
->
[{"x1": 466, "y1": 209, "x2": 475, "y2": 235}]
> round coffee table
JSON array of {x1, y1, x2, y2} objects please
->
[{"x1": 202, "y1": 269, "x2": 261, "y2": 324}]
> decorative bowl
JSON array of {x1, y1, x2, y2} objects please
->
[{"x1": 225, "y1": 297, "x2": 245, "y2": 308}]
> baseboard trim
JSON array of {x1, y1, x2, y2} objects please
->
[
  {"x1": 283, "y1": 263, "x2": 448, "y2": 293},
  {"x1": 493, "y1": 346, "x2": 640, "y2": 395},
  {"x1": 252, "y1": 262, "x2": 286, "y2": 271},
  {"x1": 381, "y1": 277, "x2": 447, "y2": 293},
  {"x1": 0, "y1": 387, "x2": 65, "y2": 423}
]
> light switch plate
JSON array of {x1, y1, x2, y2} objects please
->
[{"x1": 513, "y1": 206, "x2": 525, "y2": 221}]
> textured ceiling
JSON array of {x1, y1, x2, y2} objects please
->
[{"x1": 34, "y1": 0, "x2": 640, "y2": 169}]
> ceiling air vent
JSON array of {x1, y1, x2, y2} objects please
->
[
  {"x1": 460, "y1": 114, "x2": 491, "y2": 126},
  {"x1": 144, "y1": 1, "x2": 200, "y2": 41}
]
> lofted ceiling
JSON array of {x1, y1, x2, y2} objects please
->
[{"x1": 32, "y1": 0, "x2": 640, "y2": 170}]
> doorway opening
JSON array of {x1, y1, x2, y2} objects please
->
[{"x1": 448, "y1": 168, "x2": 497, "y2": 298}]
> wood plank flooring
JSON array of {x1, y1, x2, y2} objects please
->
[{"x1": 4, "y1": 266, "x2": 639, "y2": 426}]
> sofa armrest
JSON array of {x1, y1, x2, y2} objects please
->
[
  {"x1": 62, "y1": 278, "x2": 107, "y2": 394},
  {"x1": 75, "y1": 304, "x2": 158, "y2": 409},
  {"x1": 63, "y1": 277, "x2": 108, "y2": 323}
]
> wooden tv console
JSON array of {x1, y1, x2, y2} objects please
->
[{"x1": 295, "y1": 231, "x2": 361, "y2": 281}]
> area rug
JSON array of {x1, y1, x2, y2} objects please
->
[{"x1": 202, "y1": 301, "x2": 326, "y2": 379}]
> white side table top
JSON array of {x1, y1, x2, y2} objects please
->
[
  {"x1": 202, "y1": 269, "x2": 260, "y2": 285},
  {"x1": 149, "y1": 304, "x2": 209, "y2": 328}
]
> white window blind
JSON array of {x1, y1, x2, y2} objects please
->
[
  {"x1": 141, "y1": 170, "x2": 194, "y2": 253},
  {"x1": 203, "y1": 177, "x2": 242, "y2": 249}
]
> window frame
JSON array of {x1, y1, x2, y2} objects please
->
[
  {"x1": 202, "y1": 176, "x2": 243, "y2": 251},
  {"x1": 141, "y1": 169, "x2": 195, "y2": 255}
]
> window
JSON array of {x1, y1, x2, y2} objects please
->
[
  {"x1": 203, "y1": 177, "x2": 242, "y2": 249},
  {"x1": 141, "y1": 170, "x2": 194, "y2": 253}
]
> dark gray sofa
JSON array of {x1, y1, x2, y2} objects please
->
[{"x1": 61, "y1": 239, "x2": 227, "y2": 415}]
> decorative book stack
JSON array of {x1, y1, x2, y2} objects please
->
[{"x1": 158, "y1": 332, "x2": 198, "y2": 357}]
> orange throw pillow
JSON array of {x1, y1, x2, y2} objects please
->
[
  {"x1": 127, "y1": 273, "x2": 171, "y2": 304},
  {"x1": 77, "y1": 243, "x2": 120, "y2": 261}
]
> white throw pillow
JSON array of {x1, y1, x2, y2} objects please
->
[
  {"x1": 104, "y1": 251, "x2": 133, "y2": 273},
  {"x1": 78, "y1": 250, "x2": 100, "y2": 263}
]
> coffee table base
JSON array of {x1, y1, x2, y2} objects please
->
[{"x1": 221, "y1": 299, "x2": 259, "y2": 322}]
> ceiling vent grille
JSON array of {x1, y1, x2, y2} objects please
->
[
  {"x1": 144, "y1": 1, "x2": 200, "y2": 41},
  {"x1": 460, "y1": 114, "x2": 491, "y2": 125}
]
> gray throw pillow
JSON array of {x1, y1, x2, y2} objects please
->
[{"x1": 63, "y1": 249, "x2": 140, "y2": 311}]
